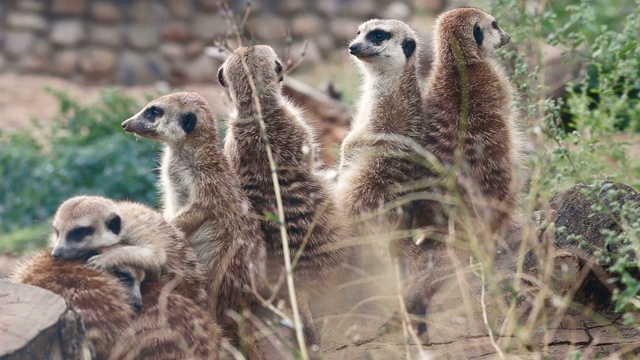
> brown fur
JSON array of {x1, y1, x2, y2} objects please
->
[
  {"x1": 420, "y1": 7, "x2": 521, "y2": 236},
  {"x1": 122, "y1": 92, "x2": 266, "y2": 355},
  {"x1": 110, "y1": 269, "x2": 224, "y2": 360},
  {"x1": 218, "y1": 45, "x2": 352, "y2": 345},
  {"x1": 12, "y1": 251, "x2": 135, "y2": 359},
  {"x1": 50, "y1": 195, "x2": 206, "y2": 307}
]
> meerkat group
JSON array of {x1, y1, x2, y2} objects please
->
[{"x1": 10, "y1": 6, "x2": 525, "y2": 358}]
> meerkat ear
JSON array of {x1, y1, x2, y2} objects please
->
[
  {"x1": 217, "y1": 67, "x2": 226, "y2": 87},
  {"x1": 275, "y1": 60, "x2": 284, "y2": 82},
  {"x1": 402, "y1": 38, "x2": 417, "y2": 58},
  {"x1": 106, "y1": 214, "x2": 121, "y2": 235},
  {"x1": 180, "y1": 112, "x2": 197, "y2": 134},
  {"x1": 473, "y1": 24, "x2": 484, "y2": 46}
]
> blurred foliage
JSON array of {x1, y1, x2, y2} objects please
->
[{"x1": 0, "y1": 88, "x2": 160, "y2": 237}]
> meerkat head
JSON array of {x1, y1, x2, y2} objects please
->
[
  {"x1": 122, "y1": 92, "x2": 216, "y2": 146},
  {"x1": 217, "y1": 45, "x2": 284, "y2": 110},
  {"x1": 51, "y1": 196, "x2": 122, "y2": 260},
  {"x1": 434, "y1": 7, "x2": 510, "y2": 63},
  {"x1": 112, "y1": 264, "x2": 146, "y2": 310},
  {"x1": 349, "y1": 19, "x2": 419, "y2": 76}
]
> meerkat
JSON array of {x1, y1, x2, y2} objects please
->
[
  {"x1": 420, "y1": 7, "x2": 521, "y2": 236},
  {"x1": 335, "y1": 19, "x2": 439, "y2": 250},
  {"x1": 108, "y1": 265, "x2": 225, "y2": 360},
  {"x1": 122, "y1": 92, "x2": 267, "y2": 353},
  {"x1": 218, "y1": 45, "x2": 352, "y2": 345},
  {"x1": 50, "y1": 195, "x2": 206, "y2": 307},
  {"x1": 12, "y1": 251, "x2": 135, "y2": 359}
]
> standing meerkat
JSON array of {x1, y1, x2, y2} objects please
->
[
  {"x1": 218, "y1": 45, "x2": 351, "y2": 345},
  {"x1": 421, "y1": 7, "x2": 521, "y2": 236},
  {"x1": 335, "y1": 19, "x2": 436, "y2": 250},
  {"x1": 49, "y1": 195, "x2": 206, "y2": 307},
  {"x1": 122, "y1": 92, "x2": 267, "y2": 354},
  {"x1": 12, "y1": 252, "x2": 135, "y2": 359}
]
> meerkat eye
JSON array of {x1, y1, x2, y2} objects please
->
[
  {"x1": 356, "y1": 29, "x2": 361, "y2": 35},
  {"x1": 114, "y1": 270, "x2": 134, "y2": 285},
  {"x1": 67, "y1": 226, "x2": 94, "y2": 242},
  {"x1": 492, "y1": 21, "x2": 499, "y2": 30},
  {"x1": 144, "y1": 106, "x2": 164, "y2": 121},
  {"x1": 366, "y1": 29, "x2": 391, "y2": 45}
]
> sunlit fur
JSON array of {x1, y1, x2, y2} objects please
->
[
  {"x1": 219, "y1": 45, "x2": 352, "y2": 346},
  {"x1": 50, "y1": 195, "x2": 206, "y2": 307},
  {"x1": 122, "y1": 92, "x2": 267, "y2": 357}
]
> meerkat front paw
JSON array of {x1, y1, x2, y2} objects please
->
[{"x1": 87, "y1": 254, "x2": 111, "y2": 271}]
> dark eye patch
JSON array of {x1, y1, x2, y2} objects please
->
[
  {"x1": 366, "y1": 29, "x2": 391, "y2": 45},
  {"x1": 492, "y1": 21, "x2": 499, "y2": 30},
  {"x1": 143, "y1": 106, "x2": 164, "y2": 121},
  {"x1": 114, "y1": 270, "x2": 134, "y2": 285},
  {"x1": 473, "y1": 24, "x2": 484, "y2": 46},
  {"x1": 67, "y1": 226, "x2": 94, "y2": 242}
]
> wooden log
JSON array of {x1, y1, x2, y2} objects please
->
[{"x1": 0, "y1": 280, "x2": 85, "y2": 360}]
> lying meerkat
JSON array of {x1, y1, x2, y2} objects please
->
[
  {"x1": 12, "y1": 252, "x2": 135, "y2": 359},
  {"x1": 108, "y1": 265, "x2": 226, "y2": 360},
  {"x1": 50, "y1": 195, "x2": 206, "y2": 307}
]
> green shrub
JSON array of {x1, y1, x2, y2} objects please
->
[{"x1": 0, "y1": 88, "x2": 160, "y2": 235}]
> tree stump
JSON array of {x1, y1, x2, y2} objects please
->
[{"x1": 0, "y1": 280, "x2": 85, "y2": 360}]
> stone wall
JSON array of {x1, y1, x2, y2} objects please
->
[{"x1": 0, "y1": 0, "x2": 417, "y2": 86}]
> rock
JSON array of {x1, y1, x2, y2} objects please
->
[
  {"x1": 346, "y1": 0, "x2": 377, "y2": 18},
  {"x1": 162, "y1": 22, "x2": 189, "y2": 42},
  {"x1": 6, "y1": 13, "x2": 48, "y2": 32},
  {"x1": 51, "y1": 0, "x2": 87, "y2": 15},
  {"x1": 279, "y1": 0, "x2": 307, "y2": 16},
  {"x1": 159, "y1": 43, "x2": 186, "y2": 63},
  {"x1": 422, "y1": 0, "x2": 446, "y2": 13},
  {"x1": 542, "y1": 43, "x2": 584, "y2": 99},
  {"x1": 3, "y1": 31, "x2": 36, "y2": 58},
  {"x1": 330, "y1": 18, "x2": 360, "y2": 44},
  {"x1": 553, "y1": 181, "x2": 640, "y2": 256},
  {"x1": 79, "y1": 47, "x2": 117, "y2": 79},
  {"x1": 0, "y1": 280, "x2": 85, "y2": 360},
  {"x1": 52, "y1": 50, "x2": 79, "y2": 76},
  {"x1": 128, "y1": 0, "x2": 152, "y2": 23},
  {"x1": 126, "y1": 24, "x2": 159, "y2": 51},
  {"x1": 184, "y1": 54, "x2": 217, "y2": 83},
  {"x1": 167, "y1": 1, "x2": 192, "y2": 19},
  {"x1": 90, "y1": 25, "x2": 122, "y2": 47},
  {"x1": 17, "y1": 55, "x2": 47, "y2": 73},
  {"x1": 91, "y1": 1, "x2": 121, "y2": 23},
  {"x1": 50, "y1": 20, "x2": 85, "y2": 47},
  {"x1": 314, "y1": 0, "x2": 340, "y2": 17},
  {"x1": 118, "y1": 51, "x2": 168, "y2": 85},
  {"x1": 185, "y1": 40, "x2": 205, "y2": 59},
  {"x1": 0, "y1": 54, "x2": 7, "y2": 72},
  {"x1": 382, "y1": 1, "x2": 412, "y2": 20},
  {"x1": 246, "y1": 16, "x2": 287, "y2": 42},
  {"x1": 16, "y1": 0, "x2": 46, "y2": 12},
  {"x1": 291, "y1": 14, "x2": 324, "y2": 39},
  {"x1": 198, "y1": 0, "x2": 222, "y2": 12},
  {"x1": 190, "y1": 13, "x2": 228, "y2": 41},
  {"x1": 32, "y1": 39, "x2": 52, "y2": 58}
]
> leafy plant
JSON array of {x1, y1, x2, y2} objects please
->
[{"x1": 0, "y1": 88, "x2": 160, "y2": 235}]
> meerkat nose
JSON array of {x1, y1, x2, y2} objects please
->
[{"x1": 349, "y1": 43, "x2": 361, "y2": 55}]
